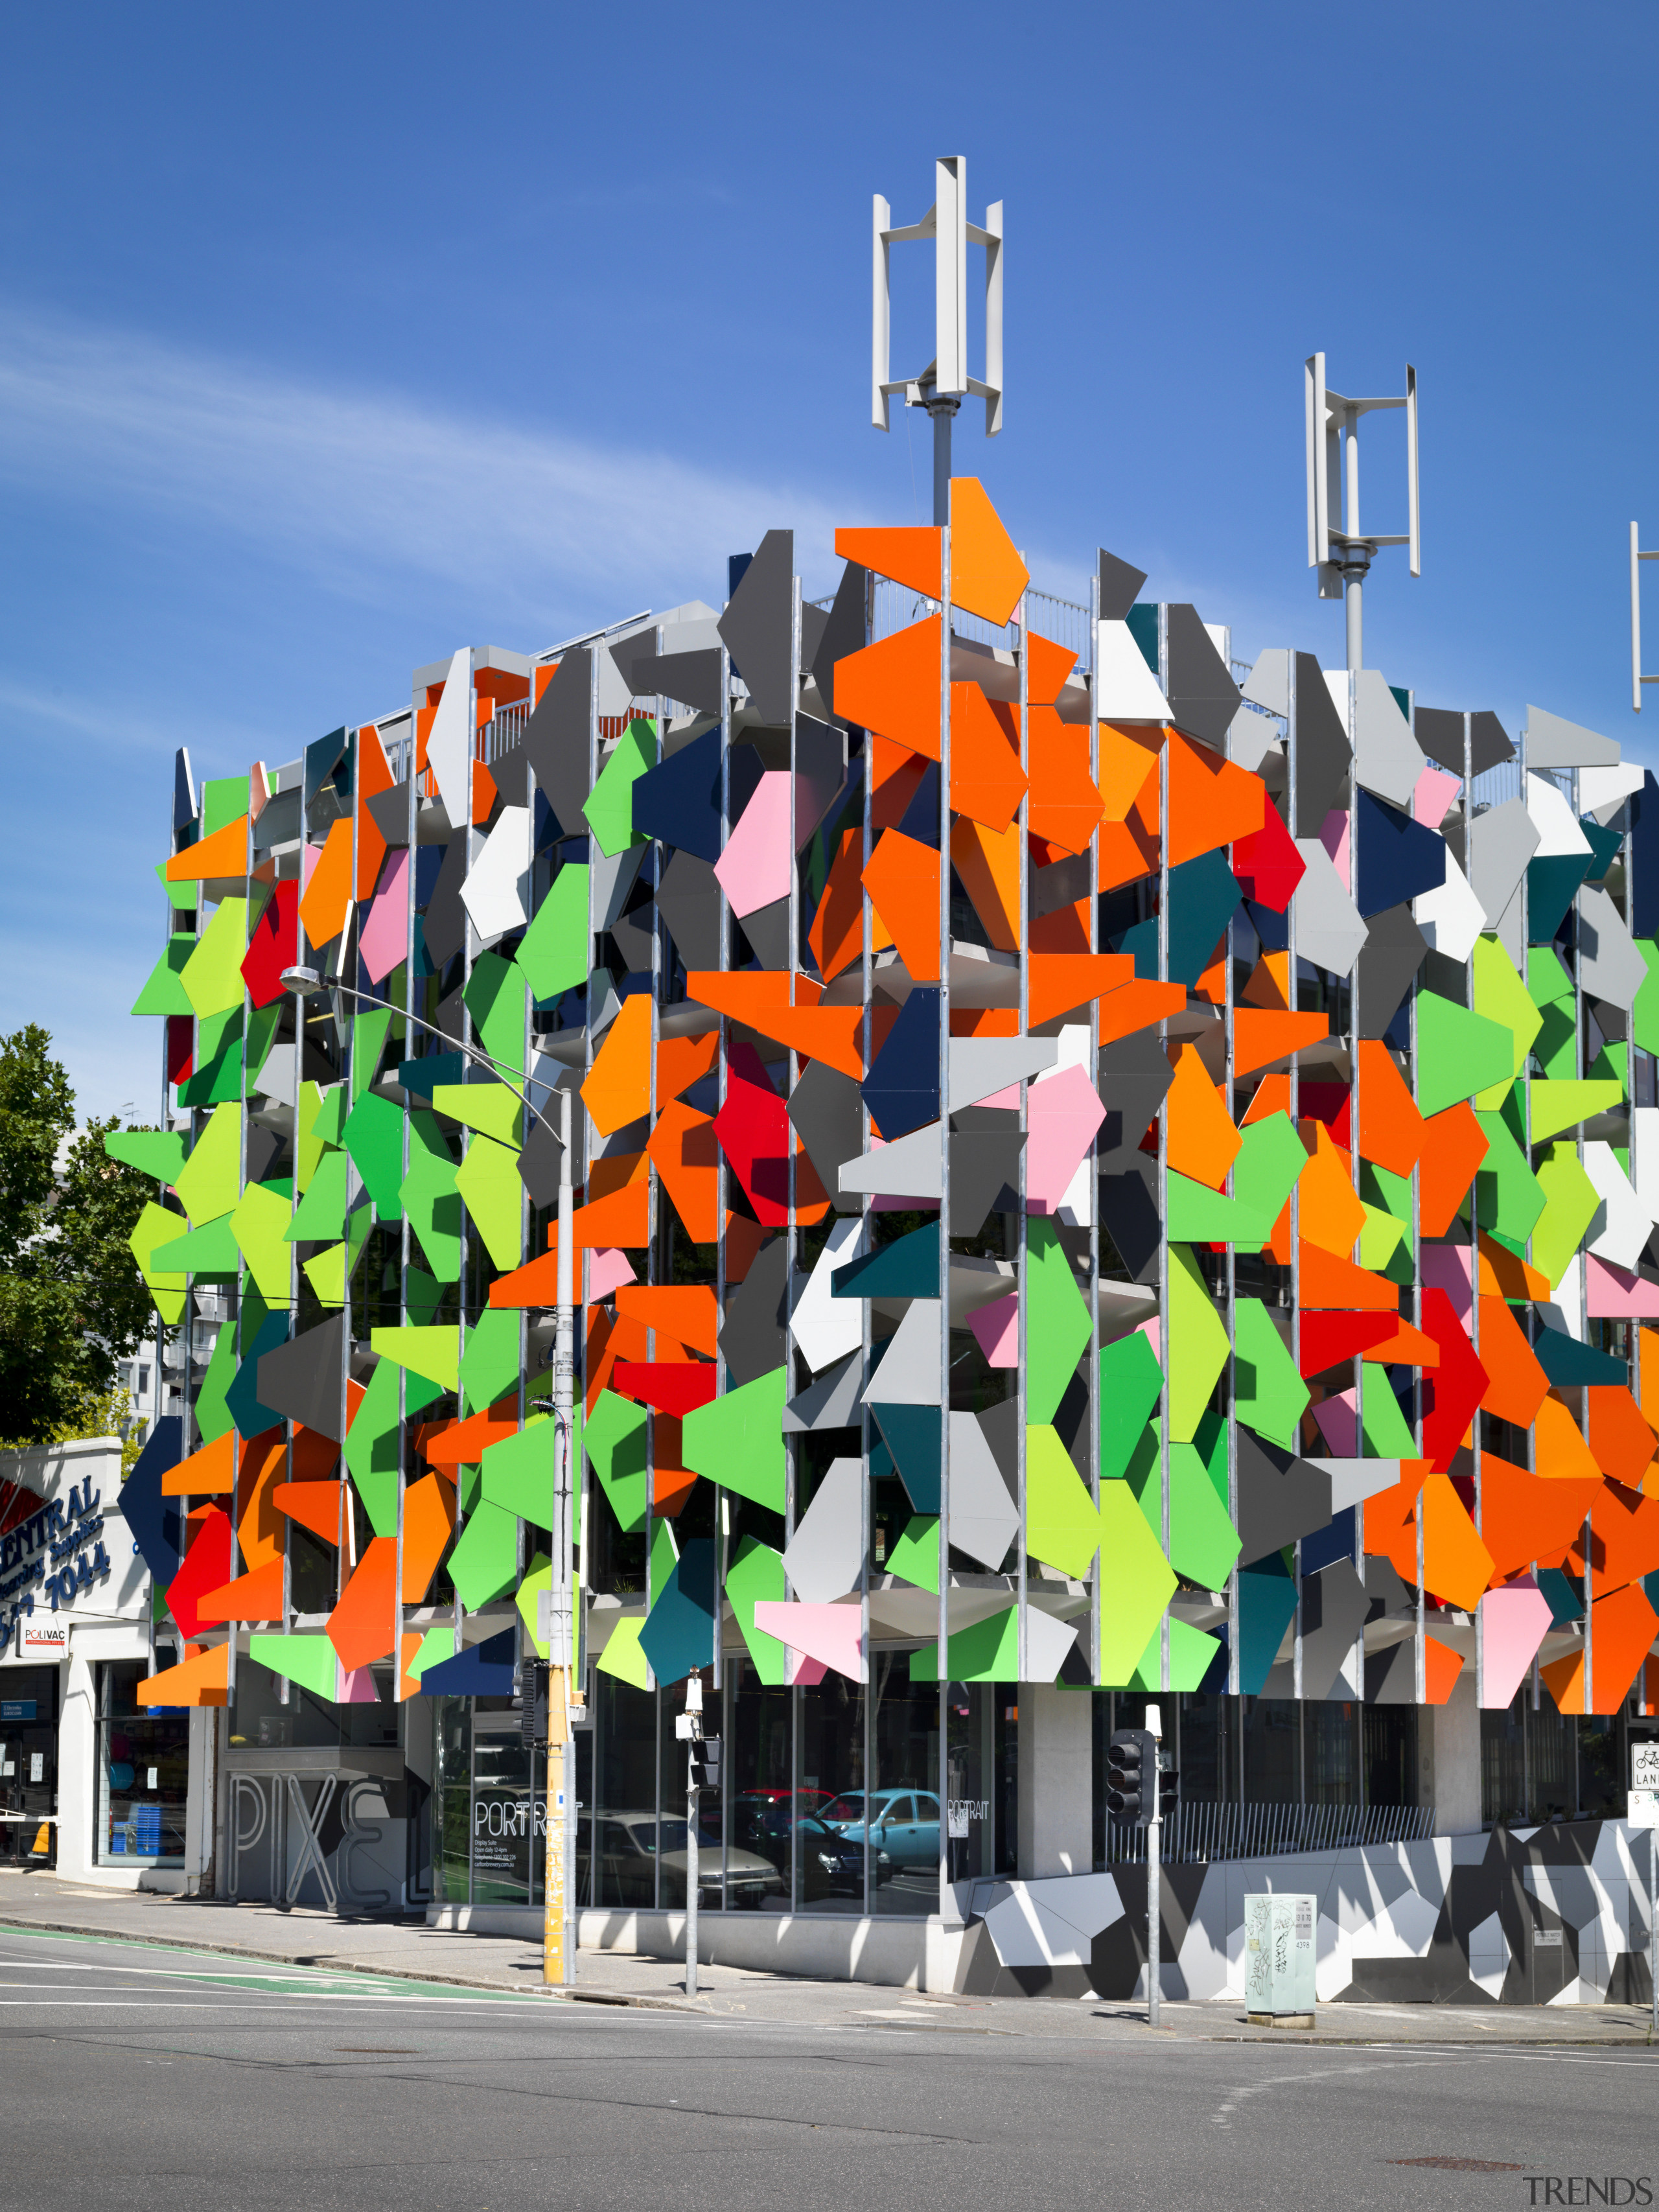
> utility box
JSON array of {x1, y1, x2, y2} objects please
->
[{"x1": 1244, "y1": 1892, "x2": 1317, "y2": 2027}]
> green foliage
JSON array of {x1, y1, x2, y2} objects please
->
[{"x1": 0, "y1": 1027, "x2": 165, "y2": 1445}]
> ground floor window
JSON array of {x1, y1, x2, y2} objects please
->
[
  {"x1": 1481, "y1": 1699, "x2": 1637, "y2": 1826},
  {"x1": 95, "y1": 1661, "x2": 187, "y2": 1865}
]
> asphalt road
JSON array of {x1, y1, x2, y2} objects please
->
[{"x1": 1, "y1": 1927, "x2": 1654, "y2": 2212}]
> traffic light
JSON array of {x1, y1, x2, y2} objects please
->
[
  {"x1": 1106, "y1": 1728, "x2": 1155, "y2": 1823},
  {"x1": 1158, "y1": 1757, "x2": 1179, "y2": 1807}
]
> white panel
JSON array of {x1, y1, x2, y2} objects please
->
[
  {"x1": 1095, "y1": 620, "x2": 1170, "y2": 721},
  {"x1": 423, "y1": 646, "x2": 472, "y2": 819},
  {"x1": 789, "y1": 1216, "x2": 868, "y2": 1375},
  {"x1": 459, "y1": 805, "x2": 531, "y2": 947}
]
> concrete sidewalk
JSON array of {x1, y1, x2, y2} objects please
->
[{"x1": 0, "y1": 1869, "x2": 1653, "y2": 2044}]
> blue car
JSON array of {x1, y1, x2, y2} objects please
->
[{"x1": 820, "y1": 1789, "x2": 940, "y2": 1869}]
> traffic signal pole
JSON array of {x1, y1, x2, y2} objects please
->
[{"x1": 1146, "y1": 1703, "x2": 1162, "y2": 2029}]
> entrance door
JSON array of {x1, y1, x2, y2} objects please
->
[
  {"x1": 0, "y1": 1730, "x2": 51, "y2": 1865},
  {"x1": 0, "y1": 1733, "x2": 23, "y2": 1863}
]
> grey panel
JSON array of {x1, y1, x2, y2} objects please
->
[
  {"x1": 593, "y1": 843, "x2": 647, "y2": 933},
  {"x1": 1241, "y1": 647, "x2": 1289, "y2": 717},
  {"x1": 782, "y1": 1456, "x2": 864, "y2": 1602},
  {"x1": 1164, "y1": 603, "x2": 1241, "y2": 751},
  {"x1": 1235, "y1": 1430, "x2": 1332, "y2": 1563},
  {"x1": 840, "y1": 1121, "x2": 944, "y2": 1199},
  {"x1": 489, "y1": 739, "x2": 528, "y2": 811},
  {"x1": 978, "y1": 1396, "x2": 1019, "y2": 1490},
  {"x1": 719, "y1": 530, "x2": 795, "y2": 727},
  {"x1": 1096, "y1": 1029, "x2": 1174, "y2": 1158},
  {"x1": 367, "y1": 782, "x2": 412, "y2": 851},
  {"x1": 1100, "y1": 1150, "x2": 1161, "y2": 1283},
  {"x1": 737, "y1": 896, "x2": 792, "y2": 972},
  {"x1": 516, "y1": 1112, "x2": 566, "y2": 1210},
  {"x1": 1292, "y1": 838, "x2": 1369, "y2": 979},
  {"x1": 810, "y1": 560, "x2": 870, "y2": 726},
  {"x1": 1524, "y1": 704, "x2": 1619, "y2": 767},
  {"x1": 795, "y1": 716, "x2": 849, "y2": 846},
  {"x1": 1576, "y1": 886, "x2": 1647, "y2": 1010},
  {"x1": 870, "y1": 1299, "x2": 942, "y2": 1404},
  {"x1": 1467, "y1": 797, "x2": 1539, "y2": 941},
  {"x1": 1303, "y1": 1458, "x2": 1400, "y2": 1513},
  {"x1": 788, "y1": 1059, "x2": 864, "y2": 1215},
  {"x1": 783, "y1": 1349, "x2": 864, "y2": 1434},
  {"x1": 719, "y1": 1233, "x2": 789, "y2": 1386},
  {"x1": 1299, "y1": 1559, "x2": 1371, "y2": 1701},
  {"x1": 1098, "y1": 548, "x2": 1148, "y2": 623},
  {"x1": 1413, "y1": 706, "x2": 1464, "y2": 771},
  {"x1": 656, "y1": 850, "x2": 723, "y2": 972},
  {"x1": 800, "y1": 600, "x2": 828, "y2": 678},
  {"x1": 256, "y1": 1322, "x2": 345, "y2": 1441},
  {"x1": 949, "y1": 1125, "x2": 1025, "y2": 1237},
  {"x1": 1355, "y1": 902, "x2": 1426, "y2": 1038},
  {"x1": 608, "y1": 894, "x2": 657, "y2": 976},
  {"x1": 1469, "y1": 710, "x2": 1514, "y2": 774},
  {"x1": 626, "y1": 647, "x2": 725, "y2": 717},
  {"x1": 522, "y1": 646, "x2": 592, "y2": 834},
  {"x1": 948, "y1": 1412, "x2": 1019, "y2": 1570},
  {"x1": 949, "y1": 1034, "x2": 1059, "y2": 1110},
  {"x1": 1032, "y1": 852, "x2": 1092, "y2": 918},
  {"x1": 422, "y1": 839, "x2": 469, "y2": 972},
  {"x1": 1294, "y1": 650, "x2": 1353, "y2": 828},
  {"x1": 1352, "y1": 669, "x2": 1426, "y2": 809}
]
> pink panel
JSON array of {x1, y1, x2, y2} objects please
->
[
  {"x1": 1413, "y1": 767, "x2": 1461, "y2": 830},
  {"x1": 977, "y1": 1083, "x2": 1022, "y2": 1110},
  {"x1": 302, "y1": 841, "x2": 325, "y2": 892},
  {"x1": 783, "y1": 1649, "x2": 828, "y2": 1686},
  {"x1": 1026, "y1": 1063, "x2": 1107, "y2": 1213},
  {"x1": 969, "y1": 1293, "x2": 1018, "y2": 1367},
  {"x1": 1420, "y1": 1242, "x2": 1474, "y2": 1325},
  {"x1": 1477, "y1": 1578, "x2": 1554, "y2": 1708},
  {"x1": 585, "y1": 1247, "x2": 638, "y2": 1302},
  {"x1": 358, "y1": 848, "x2": 411, "y2": 984},
  {"x1": 1313, "y1": 1388, "x2": 1358, "y2": 1456},
  {"x1": 713, "y1": 772, "x2": 793, "y2": 918},
  {"x1": 338, "y1": 1666, "x2": 378, "y2": 1704},
  {"x1": 1135, "y1": 1318, "x2": 1161, "y2": 1360},
  {"x1": 1317, "y1": 808, "x2": 1351, "y2": 890},
  {"x1": 1587, "y1": 1254, "x2": 1659, "y2": 1317},
  {"x1": 753, "y1": 1600, "x2": 864, "y2": 1682}
]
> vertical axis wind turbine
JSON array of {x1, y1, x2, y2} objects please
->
[
  {"x1": 873, "y1": 157, "x2": 1003, "y2": 524},
  {"x1": 1630, "y1": 520, "x2": 1659, "y2": 712},
  {"x1": 1306, "y1": 353, "x2": 1421, "y2": 671}
]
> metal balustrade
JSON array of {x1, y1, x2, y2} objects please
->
[{"x1": 1103, "y1": 1799, "x2": 1437, "y2": 1865}]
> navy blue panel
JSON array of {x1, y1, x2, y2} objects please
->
[
  {"x1": 305, "y1": 726, "x2": 349, "y2": 806},
  {"x1": 1300, "y1": 1506, "x2": 1356, "y2": 1575},
  {"x1": 629, "y1": 727, "x2": 723, "y2": 862},
  {"x1": 1247, "y1": 898, "x2": 1290, "y2": 953},
  {"x1": 896, "y1": 761, "x2": 942, "y2": 848},
  {"x1": 728, "y1": 552, "x2": 753, "y2": 598},
  {"x1": 861, "y1": 987, "x2": 941, "y2": 1139},
  {"x1": 1353, "y1": 790, "x2": 1446, "y2": 916},
  {"x1": 122, "y1": 1417, "x2": 184, "y2": 1587},
  {"x1": 1631, "y1": 773, "x2": 1659, "y2": 939},
  {"x1": 419, "y1": 1627, "x2": 518, "y2": 1697}
]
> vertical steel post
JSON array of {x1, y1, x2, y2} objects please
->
[
  {"x1": 1146, "y1": 1712, "x2": 1162, "y2": 2027},
  {"x1": 937, "y1": 503, "x2": 954, "y2": 1909}
]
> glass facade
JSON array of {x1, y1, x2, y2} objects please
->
[
  {"x1": 95, "y1": 1661, "x2": 188, "y2": 1866},
  {"x1": 1480, "y1": 1698, "x2": 1642, "y2": 1826}
]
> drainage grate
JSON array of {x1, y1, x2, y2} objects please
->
[{"x1": 1390, "y1": 2158, "x2": 1525, "y2": 2172}]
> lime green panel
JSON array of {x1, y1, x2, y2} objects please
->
[
  {"x1": 1358, "y1": 1203, "x2": 1406, "y2": 1272},
  {"x1": 131, "y1": 936, "x2": 196, "y2": 1018},
  {"x1": 156, "y1": 860, "x2": 200, "y2": 913},
  {"x1": 1472, "y1": 935, "x2": 1542, "y2": 1109},
  {"x1": 296, "y1": 1082, "x2": 327, "y2": 1194},
  {"x1": 584, "y1": 1389, "x2": 649, "y2": 1534},
  {"x1": 1233, "y1": 1298, "x2": 1309, "y2": 1453},
  {"x1": 909, "y1": 1605, "x2": 1019, "y2": 1683},
  {"x1": 448, "y1": 1499, "x2": 520, "y2": 1608},
  {"x1": 1634, "y1": 942, "x2": 1659, "y2": 1058},
  {"x1": 1230, "y1": 1111, "x2": 1308, "y2": 1226},
  {"x1": 1473, "y1": 1110, "x2": 1545, "y2": 1246},
  {"x1": 302, "y1": 1206, "x2": 372, "y2": 1309},
  {"x1": 343, "y1": 1091, "x2": 405, "y2": 1221},
  {"x1": 104, "y1": 1133, "x2": 186, "y2": 1189},
  {"x1": 343, "y1": 1357, "x2": 443, "y2": 1531},
  {"x1": 1167, "y1": 1442, "x2": 1242, "y2": 1589},
  {"x1": 516, "y1": 1553, "x2": 553, "y2": 1661},
  {"x1": 1166, "y1": 1244, "x2": 1229, "y2": 1444},
  {"x1": 352, "y1": 1006, "x2": 396, "y2": 1102},
  {"x1": 1128, "y1": 1614, "x2": 1220, "y2": 1694},
  {"x1": 152, "y1": 1213, "x2": 242, "y2": 1277},
  {"x1": 314, "y1": 1084, "x2": 349, "y2": 1148},
  {"x1": 1025, "y1": 1219, "x2": 1092, "y2": 1426},
  {"x1": 248, "y1": 1633, "x2": 337, "y2": 1700},
  {"x1": 1096, "y1": 1484, "x2": 1177, "y2": 1687},
  {"x1": 1026, "y1": 1423, "x2": 1098, "y2": 1578},
  {"x1": 406, "y1": 1625, "x2": 456, "y2": 1683},
  {"x1": 202, "y1": 774, "x2": 250, "y2": 837},
  {"x1": 460, "y1": 1307, "x2": 521, "y2": 1416},
  {"x1": 1527, "y1": 945, "x2": 1579, "y2": 1078},
  {"x1": 1165, "y1": 1173, "x2": 1270, "y2": 1246},
  {"x1": 885, "y1": 1515, "x2": 940, "y2": 1593},
  {"x1": 371, "y1": 1325, "x2": 459, "y2": 1392},
  {"x1": 128, "y1": 1200, "x2": 188, "y2": 1323},
  {"x1": 1532, "y1": 1141, "x2": 1601, "y2": 1290},
  {"x1": 583, "y1": 717, "x2": 656, "y2": 857},
  {"x1": 431, "y1": 1082, "x2": 522, "y2": 1147},
  {"x1": 1414, "y1": 992, "x2": 1516, "y2": 1117},
  {"x1": 724, "y1": 1536, "x2": 787, "y2": 1684},
  {"x1": 173, "y1": 1102, "x2": 243, "y2": 1226},
  {"x1": 463, "y1": 953, "x2": 527, "y2": 1082},
  {"x1": 176, "y1": 1007, "x2": 244, "y2": 1108},
  {"x1": 401, "y1": 1110, "x2": 461, "y2": 1283},
  {"x1": 194, "y1": 1316, "x2": 240, "y2": 1444},
  {"x1": 481, "y1": 1417, "x2": 555, "y2": 1524},
  {"x1": 1529, "y1": 1080, "x2": 1621, "y2": 1143},
  {"x1": 180, "y1": 898, "x2": 248, "y2": 1019},
  {"x1": 681, "y1": 1368, "x2": 787, "y2": 1509},
  {"x1": 286, "y1": 1148, "x2": 347, "y2": 1242},
  {"x1": 519, "y1": 864, "x2": 591, "y2": 1003},
  {"x1": 1361, "y1": 1158, "x2": 1415, "y2": 1230},
  {"x1": 454, "y1": 1134, "x2": 524, "y2": 1272},
  {"x1": 1362, "y1": 1366, "x2": 1417, "y2": 1457},
  {"x1": 231, "y1": 1180, "x2": 294, "y2": 1305},
  {"x1": 596, "y1": 1615, "x2": 651, "y2": 1690},
  {"x1": 648, "y1": 1515, "x2": 679, "y2": 1600}
]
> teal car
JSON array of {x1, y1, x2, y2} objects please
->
[{"x1": 820, "y1": 1789, "x2": 940, "y2": 1870}]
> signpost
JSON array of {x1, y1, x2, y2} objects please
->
[
  {"x1": 1630, "y1": 1739, "x2": 1659, "y2": 2032},
  {"x1": 544, "y1": 1088, "x2": 579, "y2": 1993}
]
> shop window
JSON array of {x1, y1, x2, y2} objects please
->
[
  {"x1": 728, "y1": 1661, "x2": 792, "y2": 1912},
  {"x1": 95, "y1": 1662, "x2": 187, "y2": 1866},
  {"x1": 798, "y1": 1673, "x2": 866, "y2": 1915},
  {"x1": 870, "y1": 1656, "x2": 938, "y2": 1918}
]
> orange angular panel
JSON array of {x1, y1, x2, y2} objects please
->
[
  {"x1": 237, "y1": 1427, "x2": 287, "y2": 1573},
  {"x1": 585, "y1": 1147, "x2": 649, "y2": 1202},
  {"x1": 274, "y1": 1478, "x2": 348, "y2": 1546},
  {"x1": 948, "y1": 478, "x2": 1029, "y2": 625},
  {"x1": 135, "y1": 1642, "x2": 229, "y2": 1708},
  {"x1": 1242, "y1": 1075, "x2": 1293, "y2": 1126},
  {"x1": 1165, "y1": 1045, "x2": 1241, "y2": 1193},
  {"x1": 951, "y1": 818, "x2": 1021, "y2": 953},
  {"x1": 355, "y1": 724, "x2": 396, "y2": 900},
  {"x1": 1479, "y1": 1452, "x2": 1599, "y2": 1578},
  {"x1": 1544, "y1": 1583, "x2": 1659, "y2": 1714},
  {"x1": 1417, "y1": 1102, "x2": 1490, "y2": 1239},
  {"x1": 1297, "y1": 1125, "x2": 1367, "y2": 1259},
  {"x1": 1099, "y1": 723, "x2": 1162, "y2": 819},
  {"x1": 1233, "y1": 1009, "x2": 1328, "y2": 1077},
  {"x1": 652, "y1": 1412, "x2": 698, "y2": 1517},
  {"x1": 299, "y1": 815, "x2": 354, "y2": 949},
  {"x1": 1420, "y1": 1469, "x2": 1496, "y2": 1609},
  {"x1": 1589, "y1": 1385, "x2": 1658, "y2": 1491},
  {"x1": 1030, "y1": 898, "x2": 1090, "y2": 957},
  {"x1": 1479, "y1": 1242, "x2": 1551, "y2": 1303},
  {"x1": 1242, "y1": 953, "x2": 1292, "y2": 1010},
  {"x1": 833, "y1": 525, "x2": 940, "y2": 600},
  {"x1": 1093, "y1": 975, "x2": 1185, "y2": 1045},
  {"x1": 1354, "y1": 1042, "x2": 1426, "y2": 1178},
  {"x1": 401, "y1": 1471, "x2": 456, "y2": 1602},
  {"x1": 1363, "y1": 1459, "x2": 1431, "y2": 1581},
  {"x1": 1098, "y1": 817, "x2": 1161, "y2": 892},
  {"x1": 863, "y1": 830, "x2": 941, "y2": 983},
  {"x1": 616, "y1": 1285, "x2": 719, "y2": 1356},
  {"x1": 1025, "y1": 633, "x2": 1076, "y2": 707},
  {"x1": 1027, "y1": 706, "x2": 1104, "y2": 856},
  {"x1": 161, "y1": 1430, "x2": 235, "y2": 1496},
  {"x1": 423, "y1": 1395, "x2": 519, "y2": 1469},
  {"x1": 872, "y1": 734, "x2": 931, "y2": 831},
  {"x1": 1361, "y1": 1319, "x2": 1441, "y2": 1366},
  {"x1": 647, "y1": 1100, "x2": 720, "y2": 1246},
  {"x1": 397, "y1": 1629, "x2": 426, "y2": 1703},
  {"x1": 949, "y1": 687, "x2": 1027, "y2": 832},
  {"x1": 1299, "y1": 1242, "x2": 1398, "y2": 1312},
  {"x1": 472, "y1": 758, "x2": 500, "y2": 827},
  {"x1": 581, "y1": 994, "x2": 653, "y2": 1137},
  {"x1": 328, "y1": 1537, "x2": 399, "y2": 1670},
  {"x1": 810, "y1": 828, "x2": 889, "y2": 981},
  {"x1": 1165, "y1": 731, "x2": 1266, "y2": 868},
  {"x1": 1589, "y1": 1480, "x2": 1659, "y2": 1596},
  {"x1": 685, "y1": 972, "x2": 865, "y2": 1079},
  {"x1": 198, "y1": 1557, "x2": 286, "y2": 1625},
  {"x1": 657, "y1": 1029, "x2": 719, "y2": 1106},
  {"x1": 1028, "y1": 953, "x2": 1134, "y2": 1028},
  {"x1": 1478, "y1": 1294, "x2": 1550, "y2": 1429},
  {"x1": 1533, "y1": 1392, "x2": 1601, "y2": 1481},
  {"x1": 1421, "y1": 1633, "x2": 1465, "y2": 1705},
  {"x1": 166, "y1": 815, "x2": 250, "y2": 883},
  {"x1": 834, "y1": 616, "x2": 942, "y2": 762}
]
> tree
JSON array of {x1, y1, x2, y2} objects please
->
[{"x1": 0, "y1": 1026, "x2": 161, "y2": 1445}]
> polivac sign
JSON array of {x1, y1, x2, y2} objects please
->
[{"x1": 0, "y1": 1480, "x2": 113, "y2": 1640}]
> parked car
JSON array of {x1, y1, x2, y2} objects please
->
[
  {"x1": 730, "y1": 1800, "x2": 892, "y2": 1897},
  {"x1": 578, "y1": 1812, "x2": 785, "y2": 1908},
  {"x1": 820, "y1": 1789, "x2": 940, "y2": 1868}
]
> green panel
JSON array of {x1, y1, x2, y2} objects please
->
[
  {"x1": 128, "y1": 1200, "x2": 187, "y2": 1323},
  {"x1": 1096, "y1": 1484, "x2": 1177, "y2": 1687},
  {"x1": 152, "y1": 1213, "x2": 243, "y2": 1277},
  {"x1": 296, "y1": 1082, "x2": 327, "y2": 1194},
  {"x1": 481, "y1": 1417, "x2": 555, "y2": 1524},
  {"x1": 176, "y1": 1007, "x2": 244, "y2": 1107},
  {"x1": 1026, "y1": 1423, "x2": 1098, "y2": 1578},
  {"x1": 1165, "y1": 1173, "x2": 1270, "y2": 1245},
  {"x1": 131, "y1": 936, "x2": 196, "y2": 1018},
  {"x1": 302, "y1": 1205, "x2": 372, "y2": 1310},
  {"x1": 454, "y1": 1134, "x2": 524, "y2": 1272},
  {"x1": 343, "y1": 1355, "x2": 442, "y2": 1535},
  {"x1": 1527, "y1": 944, "x2": 1579, "y2": 1078},
  {"x1": 1634, "y1": 942, "x2": 1659, "y2": 1058},
  {"x1": 1529, "y1": 1080, "x2": 1621, "y2": 1143},
  {"x1": 723, "y1": 1536, "x2": 787, "y2": 1684},
  {"x1": 1166, "y1": 1442, "x2": 1242, "y2": 1589},
  {"x1": 1128, "y1": 1614, "x2": 1220, "y2": 1694},
  {"x1": 1472, "y1": 935, "x2": 1542, "y2": 1108},
  {"x1": 516, "y1": 1554, "x2": 554, "y2": 1660},
  {"x1": 1361, "y1": 1158, "x2": 1415, "y2": 1229},
  {"x1": 431, "y1": 1082, "x2": 522, "y2": 1147},
  {"x1": 885, "y1": 1515, "x2": 940, "y2": 1593},
  {"x1": 518, "y1": 863, "x2": 591, "y2": 1004},
  {"x1": 583, "y1": 1389, "x2": 649, "y2": 1534},
  {"x1": 1361, "y1": 1366, "x2": 1417, "y2": 1457},
  {"x1": 156, "y1": 860, "x2": 200, "y2": 913},
  {"x1": 1358, "y1": 1203, "x2": 1406, "y2": 1272},
  {"x1": 1532, "y1": 1141, "x2": 1601, "y2": 1290},
  {"x1": 231, "y1": 1180, "x2": 294, "y2": 1305},
  {"x1": 1233, "y1": 1298, "x2": 1310, "y2": 1453},
  {"x1": 286, "y1": 1148, "x2": 348, "y2": 1242},
  {"x1": 1099, "y1": 1331, "x2": 1164, "y2": 1485},
  {"x1": 681, "y1": 1368, "x2": 787, "y2": 1509},
  {"x1": 1413, "y1": 992, "x2": 1516, "y2": 1117},
  {"x1": 1025, "y1": 1219, "x2": 1092, "y2": 1426},
  {"x1": 194, "y1": 1314, "x2": 240, "y2": 1443},
  {"x1": 180, "y1": 898, "x2": 248, "y2": 1019},
  {"x1": 173, "y1": 1101, "x2": 243, "y2": 1226},
  {"x1": 909, "y1": 1605, "x2": 1019, "y2": 1683},
  {"x1": 401, "y1": 1110, "x2": 461, "y2": 1283},
  {"x1": 343, "y1": 1091, "x2": 406, "y2": 1221},
  {"x1": 1592, "y1": 1042, "x2": 1629, "y2": 1100},
  {"x1": 370, "y1": 1325, "x2": 459, "y2": 1392},
  {"x1": 314, "y1": 1083, "x2": 349, "y2": 1148},
  {"x1": 582, "y1": 717, "x2": 656, "y2": 857},
  {"x1": 352, "y1": 1006, "x2": 397, "y2": 1102},
  {"x1": 202, "y1": 774, "x2": 250, "y2": 837},
  {"x1": 1166, "y1": 1244, "x2": 1229, "y2": 1443},
  {"x1": 596, "y1": 1616, "x2": 651, "y2": 1690},
  {"x1": 649, "y1": 1514, "x2": 679, "y2": 1600},
  {"x1": 463, "y1": 953, "x2": 528, "y2": 1082},
  {"x1": 1230, "y1": 1111, "x2": 1308, "y2": 1226},
  {"x1": 460, "y1": 1307, "x2": 522, "y2": 1415},
  {"x1": 1473, "y1": 1110, "x2": 1544, "y2": 1246},
  {"x1": 447, "y1": 1498, "x2": 520, "y2": 1608},
  {"x1": 406, "y1": 1624, "x2": 456, "y2": 1683},
  {"x1": 248, "y1": 1633, "x2": 337, "y2": 1700}
]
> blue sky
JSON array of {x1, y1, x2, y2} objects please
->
[{"x1": 4, "y1": 2, "x2": 1657, "y2": 1123}]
